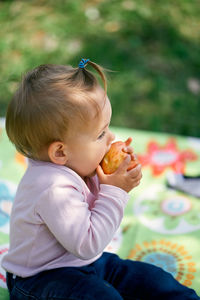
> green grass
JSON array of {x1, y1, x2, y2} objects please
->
[{"x1": 0, "y1": 0, "x2": 200, "y2": 137}]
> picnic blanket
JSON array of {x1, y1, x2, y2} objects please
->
[{"x1": 0, "y1": 118, "x2": 200, "y2": 298}]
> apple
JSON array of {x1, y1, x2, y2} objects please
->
[{"x1": 101, "y1": 137, "x2": 139, "y2": 174}]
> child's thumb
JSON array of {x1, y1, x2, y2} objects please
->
[{"x1": 96, "y1": 165, "x2": 105, "y2": 179}]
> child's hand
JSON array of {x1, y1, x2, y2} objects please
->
[{"x1": 96, "y1": 154, "x2": 142, "y2": 193}]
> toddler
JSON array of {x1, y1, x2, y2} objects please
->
[{"x1": 2, "y1": 59, "x2": 200, "y2": 299}]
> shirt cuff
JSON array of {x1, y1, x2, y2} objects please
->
[{"x1": 99, "y1": 184, "x2": 130, "y2": 206}]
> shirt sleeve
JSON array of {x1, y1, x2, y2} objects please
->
[{"x1": 35, "y1": 181, "x2": 129, "y2": 260}]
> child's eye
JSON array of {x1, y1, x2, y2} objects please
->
[{"x1": 98, "y1": 131, "x2": 106, "y2": 139}]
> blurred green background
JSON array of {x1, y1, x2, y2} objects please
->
[{"x1": 0, "y1": 0, "x2": 200, "y2": 137}]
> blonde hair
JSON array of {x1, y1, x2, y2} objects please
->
[{"x1": 6, "y1": 60, "x2": 107, "y2": 159}]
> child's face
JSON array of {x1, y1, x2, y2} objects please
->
[{"x1": 65, "y1": 88, "x2": 115, "y2": 178}]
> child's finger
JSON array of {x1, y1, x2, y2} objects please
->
[
  {"x1": 133, "y1": 170, "x2": 143, "y2": 182},
  {"x1": 128, "y1": 164, "x2": 142, "y2": 177},
  {"x1": 116, "y1": 155, "x2": 131, "y2": 173},
  {"x1": 132, "y1": 180, "x2": 141, "y2": 188},
  {"x1": 96, "y1": 165, "x2": 106, "y2": 178},
  {"x1": 122, "y1": 145, "x2": 134, "y2": 154},
  {"x1": 124, "y1": 137, "x2": 132, "y2": 147}
]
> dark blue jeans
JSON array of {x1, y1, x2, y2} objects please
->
[{"x1": 6, "y1": 252, "x2": 200, "y2": 300}]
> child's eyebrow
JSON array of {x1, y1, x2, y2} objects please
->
[{"x1": 98, "y1": 122, "x2": 109, "y2": 135}]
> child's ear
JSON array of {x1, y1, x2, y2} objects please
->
[{"x1": 48, "y1": 141, "x2": 68, "y2": 165}]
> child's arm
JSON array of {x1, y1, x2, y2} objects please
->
[{"x1": 36, "y1": 177, "x2": 129, "y2": 261}]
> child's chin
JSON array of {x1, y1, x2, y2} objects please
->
[{"x1": 87, "y1": 170, "x2": 97, "y2": 177}]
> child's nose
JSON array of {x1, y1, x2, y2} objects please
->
[{"x1": 109, "y1": 131, "x2": 115, "y2": 142}]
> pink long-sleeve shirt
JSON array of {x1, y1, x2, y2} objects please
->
[{"x1": 2, "y1": 159, "x2": 129, "y2": 277}]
